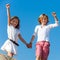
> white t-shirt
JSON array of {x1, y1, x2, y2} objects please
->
[
  {"x1": 7, "y1": 25, "x2": 20, "y2": 42},
  {"x1": 33, "y1": 21, "x2": 59, "y2": 42}
]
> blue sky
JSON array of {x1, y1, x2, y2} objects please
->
[{"x1": 0, "y1": 0, "x2": 60, "y2": 60}]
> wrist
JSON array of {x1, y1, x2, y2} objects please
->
[
  {"x1": 25, "y1": 42, "x2": 27, "y2": 45},
  {"x1": 54, "y1": 15, "x2": 56, "y2": 18}
]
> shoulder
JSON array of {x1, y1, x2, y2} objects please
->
[
  {"x1": 16, "y1": 29, "x2": 20, "y2": 34},
  {"x1": 34, "y1": 25, "x2": 41, "y2": 30},
  {"x1": 7, "y1": 25, "x2": 13, "y2": 29},
  {"x1": 35, "y1": 25, "x2": 41, "y2": 28},
  {"x1": 46, "y1": 24, "x2": 54, "y2": 29},
  {"x1": 7, "y1": 24, "x2": 13, "y2": 27},
  {"x1": 47, "y1": 24, "x2": 54, "y2": 27}
]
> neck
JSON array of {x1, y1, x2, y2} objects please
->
[
  {"x1": 41, "y1": 24, "x2": 46, "y2": 28},
  {"x1": 41, "y1": 24, "x2": 46, "y2": 26}
]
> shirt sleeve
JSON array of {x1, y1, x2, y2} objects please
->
[
  {"x1": 7, "y1": 24, "x2": 11, "y2": 30},
  {"x1": 48, "y1": 21, "x2": 59, "y2": 29},
  {"x1": 7, "y1": 25, "x2": 11, "y2": 34},
  {"x1": 17, "y1": 29, "x2": 20, "y2": 35},
  {"x1": 17, "y1": 29, "x2": 20, "y2": 40},
  {"x1": 33, "y1": 25, "x2": 39, "y2": 36}
]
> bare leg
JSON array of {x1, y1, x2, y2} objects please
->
[
  {"x1": 7, "y1": 51, "x2": 14, "y2": 57},
  {"x1": 6, "y1": 51, "x2": 14, "y2": 60},
  {"x1": 36, "y1": 56, "x2": 42, "y2": 60}
]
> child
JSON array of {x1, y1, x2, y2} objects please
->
[
  {"x1": 29, "y1": 12, "x2": 59, "y2": 60},
  {"x1": 1, "y1": 4, "x2": 29, "y2": 58}
]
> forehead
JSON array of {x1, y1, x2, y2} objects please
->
[
  {"x1": 40, "y1": 15, "x2": 47, "y2": 19},
  {"x1": 11, "y1": 18, "x2": 18, "y2": 22}
]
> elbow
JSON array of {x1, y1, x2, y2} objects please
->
[
  {"x1": 55, "y1": 21, "x2": 59, "y2": 27},
  {"x1": 55, "y1": 23, "x2": 59, "y2": 27}
]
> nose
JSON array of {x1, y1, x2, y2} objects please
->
[{"x1": 43, "y1": 19, "x2": 45, "y2": 21}]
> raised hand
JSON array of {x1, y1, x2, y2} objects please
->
[
  {"x1": 6, "y1": 4, "x2": 10, "y2": 8},
  {"x1": 52, "y1": 12, "x2": 56, "y2": 17},
  {"x1": 6, "y1": 4, "x2": 11, "y2": 25}
]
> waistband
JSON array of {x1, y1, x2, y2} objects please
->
[{"x1": 8, "y1": 38, "x2": 19, "y2": 46}]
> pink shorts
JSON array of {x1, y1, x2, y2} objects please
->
[{"x1": 36, "y1": 41, "x2": 50, "y2": 59}]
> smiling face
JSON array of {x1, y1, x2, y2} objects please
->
[
  {"x1": 40, "y1": 16, "x2": 48, "y2": 25},
  {"x1": 10, "y1": 16, "x2": 20, "y2": 29},
  {"x1": 11, "y1": 18, "x2": 19, "y2": 28},
  {"x1": 38, "y1": 14, "x2": 49, "y2": 25}
]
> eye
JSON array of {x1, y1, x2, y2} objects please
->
[{"x1": 12, "y1": 20, "x2": 15, "y2": 22}]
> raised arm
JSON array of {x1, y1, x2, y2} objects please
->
[
  {"x1": 6, "y1": 4, "x2": 11, "y2": 25},
  {"x1": 52, "y1": 12, "x2": 58, "y2": 22},
  {"x1": 49, "y1": 12, "x2": 59, "y2": 28}
]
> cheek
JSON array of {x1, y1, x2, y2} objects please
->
[
  {"x1": 10, "y1": 21, "x2": 13, "y2": 25},
  {"x1": 45, "y1": 20, "x2": 48, "y2": 23},
  {"x1": 40, "y1": 20, "x2": 43, "y2": 23},
  {"x1": 43, "y1": 19, "x2": 48, "y2": 23},
  {"x1": 15, "y1": 21, "x2": 18, "y2": 25}
]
